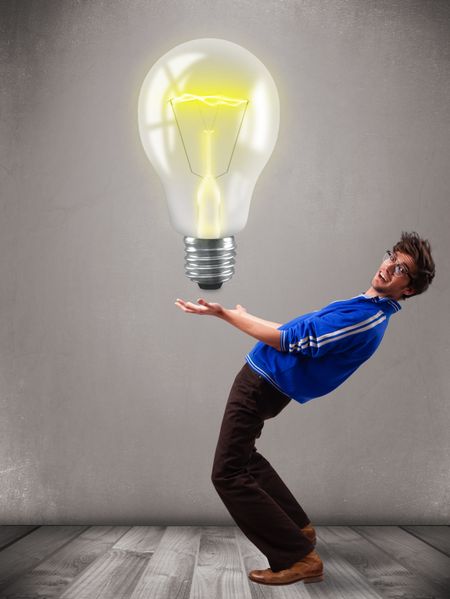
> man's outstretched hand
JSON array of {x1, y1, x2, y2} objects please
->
[
  {"x1": 175, "y1": 298, "x2": 226, "y2": 317},
  {"x1": 175, "y1": 298, "x2": 282, "y2": 349}
]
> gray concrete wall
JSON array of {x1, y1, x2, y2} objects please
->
[{"x1": 1, "y1": 0, "x2": 449, "y2": 524}]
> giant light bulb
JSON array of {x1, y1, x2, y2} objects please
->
[{"x1": 138, "y1": 38, "x2": 280, "y2": 289}]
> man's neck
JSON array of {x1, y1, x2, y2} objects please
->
[
  {"x1": 364, "y1": 287, "x2": 398, "y2": 301},
  {"x1": 364, "y1": 287, "x2": 380, "y2": 298}
]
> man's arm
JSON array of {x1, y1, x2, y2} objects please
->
[
  {"x1": 234, "y1": 304, "x2": 282, "y2": 329},
  {"x1": 175, "y1": 298, "x2": 282, "y2": 350}
]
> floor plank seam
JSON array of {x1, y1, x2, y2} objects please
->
[
  {"x1": 106, "y1": 525, "x2": 136, "y2": 548},
  {"x1": 0, "y1": 526, "x2": 40, "y2": 553},
  {"x1": 348, "y1": 525, "x2": 426, "y2": 572},
  {"x1": 186, "y1": 526, "x2": 201, "y2": 599},
  {"x1": 399, "y1": 526, "x2": 450, "y2": 557},
  {"x1": 38, "y1": 525, "x2": 91, "y2": 563},
  {"x1": 0, "y1": 526, "x2": 93, "y2": 594}
]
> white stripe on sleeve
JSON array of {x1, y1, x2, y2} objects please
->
[
  {"x1": 289, "y1": 311, "x2": 383, "y2": 350},
  {"x1": 289, "y1": 312, "x2": 386, "y2": 353}
]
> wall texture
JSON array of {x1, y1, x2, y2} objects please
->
[{"x1": 1, "y1": 0, "x2": 449, "y2": 524}]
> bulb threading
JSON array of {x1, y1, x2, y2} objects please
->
[{"x1": 184, "y1": 236, "x2": 236, "y2": 290}]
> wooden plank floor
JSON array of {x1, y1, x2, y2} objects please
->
[{"x1": 0, "y1": 526, "x2": 448, "y2": 598}]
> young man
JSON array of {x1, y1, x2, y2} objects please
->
[{"x1": 175, "y1": 231, "x2": 435, "y2": 586}]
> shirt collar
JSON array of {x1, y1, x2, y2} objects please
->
[{"x1": 359, "y1": 293, "x2": 402, "y2": 313}]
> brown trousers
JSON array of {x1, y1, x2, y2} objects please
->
[{"x1": 211, "y1": 363, "x2": 314, "y2": 572}]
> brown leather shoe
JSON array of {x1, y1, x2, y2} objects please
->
[
  {"x1": 301, "y1": 524, "x2": 317, "y2": 546},
  {"x1": 248, "y1": 549, "x2": 324, "y2": 585}
]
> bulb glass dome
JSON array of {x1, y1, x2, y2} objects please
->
[{"x1": 138, "y1": 38, "x2": 280, "y2": 287}]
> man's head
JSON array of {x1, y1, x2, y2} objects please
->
[{"x1": 370, "y1": 231, "x2": 435, "y2": 301}]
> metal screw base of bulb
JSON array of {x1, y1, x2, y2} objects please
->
[{"x1": 184, "y1": 236, "x2": 236, "y2": 290}]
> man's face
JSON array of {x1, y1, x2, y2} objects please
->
[{"x1": 371, "y1": 250, "x2": 417, "y2": 300}]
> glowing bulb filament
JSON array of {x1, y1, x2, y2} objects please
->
[
  {"x1": 197, "y1": 129, "x2": 221, "y2": 237},
  {"x1": 170, "y1": 94, "x2": 249, "y2": 238},
  {"x1": 170, "y1": 93, "x2": 247, "y2": 107}
]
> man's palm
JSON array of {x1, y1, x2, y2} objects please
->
[{"x1": 175, "y1": 298, "x2": 225, "y2": 316}]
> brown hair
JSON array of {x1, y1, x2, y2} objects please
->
[{"x1": 392, "y1": 231, "x2": 435, "y2": 299}]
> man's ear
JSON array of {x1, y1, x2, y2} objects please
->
[{"x1": 403, "y1": 287, "x2": 416, "y2": 297}]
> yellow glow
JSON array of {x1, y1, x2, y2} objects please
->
[
  {"x1": 170, "y1": 93, "x2": 248, "y2": 107},
  {"x1": 203, "y1": 129, "x2": 214, "y2": 176},
  {"x1": 197, "y1": 176, "x2": 221, "y2": 238},
  {"x1": 196, "y1": 129, "x2": 221, "y2": 237}
]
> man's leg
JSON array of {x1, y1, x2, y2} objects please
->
[
  {"x1": 211, "y1": 363, "x2": 314, "y2": 572},
  {"x1": 244, "y1": 375, "x2": 312, "y2": 528},
  {"x1": 248, "y1": 448, "x2": 311, "y2": 529}
]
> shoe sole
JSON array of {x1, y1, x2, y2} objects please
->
[
  {"x1": 304, "y1": 574, "x2": 324, "y2": 584},
  {"x1": 248, "y1": 573, "x2": 324, "y2": 586}
]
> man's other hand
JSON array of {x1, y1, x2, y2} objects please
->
[{"x1": 175, "y1": 298, "x2": 225, "y2": 317}]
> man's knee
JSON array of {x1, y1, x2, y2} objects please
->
[
  {"x1": 211, "y1": 462, "x2": 246, "y2": 494},
  {"x1": 211, "y1": 465, "x2": 224, "y2": 489},
  {"x1": 211, "y1": 464, "x2": 235, "y2": 491}
]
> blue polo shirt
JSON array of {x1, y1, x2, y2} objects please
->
[{"x1": 246, "y1": 294, "x2": 401, "y2": 404}]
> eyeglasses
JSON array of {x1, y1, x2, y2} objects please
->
[{"x1": 382, "y1": 250, "x2": 413, "y2": 279}]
